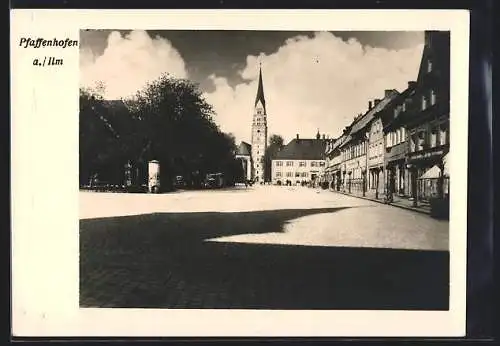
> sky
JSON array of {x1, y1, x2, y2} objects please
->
[{"x1": 80, "y1": 30, "x2": 424, "y2": 144}]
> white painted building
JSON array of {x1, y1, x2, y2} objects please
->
[{"x1": 271, "y1": 133, "x2": 326, "y2": 185}]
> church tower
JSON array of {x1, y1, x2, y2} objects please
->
[{"x1": 251, "y1": 64, "x2": 268, "y2": 183}]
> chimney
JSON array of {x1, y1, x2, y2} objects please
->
[
  {"x1": 384, "y1": 89, "x2": 393, "y2": 98},
  {"x1": 322, "y1": 134, "x2": 325, "y2": 140},
  {"x1": 296, "y1": 133, "x2": 299, "y2": 139},
  {"x1": 368, "y1": 101, "x2": 373, "y2": 110},
  {"x1": 374, "y1": 98, "x2": 381, "y2": 106},
  {"x1": 408, "y1": 81, "x2": 417, "y2": 89}
]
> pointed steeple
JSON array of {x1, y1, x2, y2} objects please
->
[{"x1": 254, "y1": 63, "x2": 266, "y2": 113}]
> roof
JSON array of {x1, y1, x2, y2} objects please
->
[
  {"x1": 349, "y1": 90, "x2": 399, "y2": 135},
  {"x1": 274, "y1": 138, "x2": 326, "y2": 160},
  {"x1": 236, "y1": 141, "x2": 252, "y2": 156},
  {"x1": 254, "y1": 66, "x2": 266, "y2": 113},
  {"x1": 382, "y1": 84, "x2": 417, "y2": 131}
]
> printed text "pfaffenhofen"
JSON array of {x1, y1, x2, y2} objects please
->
[{"x1": 19, "y1": 37, "x2": 78, "y2": 49}]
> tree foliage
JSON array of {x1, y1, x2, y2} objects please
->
[{"x1": 264, "y1": 134, "x2": 285, "y2": 182}]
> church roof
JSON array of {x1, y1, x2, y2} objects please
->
[
  {"x1": 236, "y1": 141, "x2": 252, "y2": 156},
  {"x1": 274, "y1": 138, "x2": 326, "y2": 160},
  {"x1": 254, "y1": 66, "x2": 266, "y2": 113}
]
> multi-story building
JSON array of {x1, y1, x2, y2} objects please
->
[
  {"x1": 402, "y1": 31, "x2": 450, "y2": 205},
  {"x1": 271, "y1": 133, "x2": 327, "y2": 186},
  {"x1": 251, "y1": 65, "x2": 268, "y2": 183},
  {"x1": 339, "y1": 90, "x2": 399, "y2": 195},
  {"x1": 324, "y1": 136, "x2": 343, "y2": 190},
  {"x1": 381, "y1": 81, "x2": 417, "y2": 197}
]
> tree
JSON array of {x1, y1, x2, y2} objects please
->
[
  {"x1": 264, "y1": 134, "x2": 285, "y2": 182},
  {"x1": 80, "y1": 73, "x2": 241, "y2": 192},
  {"x1": 269, "y1": 134, "x2": 284, "y2": 148}
]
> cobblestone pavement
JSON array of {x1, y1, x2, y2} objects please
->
[{"x1": 80, "y1": 186, "x2": 449, "y2": 310}]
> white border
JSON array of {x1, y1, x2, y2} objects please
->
[{"x1": 10, "y1": 9, "x2": 469, "y2": 337}]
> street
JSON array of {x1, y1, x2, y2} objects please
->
[{"x1": 80, "y1": 185, "x2": 449, "y2": 310}]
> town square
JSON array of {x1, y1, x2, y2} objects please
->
[{"x1": 79, "y1": 29, "x2": 450, "y2": 310}]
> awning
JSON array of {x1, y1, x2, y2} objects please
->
[
  {"x1": 419, "y1": 165, "x2": 441, "y2": 179},
  {"x1": 419, "y1": 155, "x2": 449, "y2": 179}
]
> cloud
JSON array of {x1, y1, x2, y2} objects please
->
[
  {"x1": 205, "y1": 31, "x2": 423, "y2": 144},
  {"x1": 80, "y1": 30, "x2": 187, "y2": 100},
  {"x1": 81, "y1": 30, "x2": 423, "y2": 145}
]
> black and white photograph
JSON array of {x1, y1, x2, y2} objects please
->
[
  {"x1": 11, "y1": 9, "x2": 472, "y2": 337},
  {"x1": 79, "y1": 29, "x2": 450, "y2": 310}
]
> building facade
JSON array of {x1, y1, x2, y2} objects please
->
[
  {"x1": 235, "y1": 141, "x2": 253, "y2": 182},
  {"x1": 323, "y1": 31, "x2": 450, "y2": 215},
  {"x1": 339, "y1": 90, "x2": 399, "y2": 196},
  {"x1": 251, "y1": 66, "x2": 268, "y2": 183},
  {"x1": 271, "y1": 133, "x2": 326, "y2": 185},
  {"x1": 382, "y1": 81, "x2": 417, "y2": 198},
  {"x1": 403, "y1": 31, "x2": 450, "y2": 204}
]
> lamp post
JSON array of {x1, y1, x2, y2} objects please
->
[
  {"x1": 362, "y1": 170, "x2": 366, "y2": 197},
  {"x1": 406, "y1": 163, "x2": 417, "y2": 207}
]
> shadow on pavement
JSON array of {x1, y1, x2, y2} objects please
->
[{"x1": 80, "y1": 207, "x2": 449, "y2": 310}]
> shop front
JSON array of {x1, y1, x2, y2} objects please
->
[{"x1": 406, "y1": 146, "x2": 449, "y2": 206}]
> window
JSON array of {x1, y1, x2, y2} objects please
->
[
  {"x1": 295, "y1": 172, "x2": 300, "y2": 177},
  {"x1": 276, "y1": 172, "x2": 282, "y2": 177},
  {"x1": 421, "y1": 96, "x2": 428, "y2": 110},
  {"x1": 427, "y1": 59, "x2": 433, "y2": 73},
  {"x1": 286, "y1": 161, "x2": 293, "y2": 167},
  {"x1": 276, "y1": 161, "x2": 283, "y2": 166},
  {"x1": 439, "y1": 124, "x2": 448, "y2": 146},
  {"x1": 402, "y1": 102, "x2": 406, "y2": 112},
  {"x1": 319, "y1": 161, "x2": 325, "y2": 167},
  {"x1": 410, "y1": 133, "x2": 418, "y2": 152},
  {"x1": 401, "y1": 127, "x2": 406, "y2": 141},
  {"x1": 301, "y1": 172, "x2": 308, "y2": 177},
  {"x1": 311, "y1": 161, "x2": 317, "y2": 167},
  {"x1": 417, "y1": 131, "x2": 425, "y2": 151},
  {"x1": 430, "y1": 89, "x2": 437, "y2": 105},
  {"x1": 430, "y1": 127, "x2": 438, "y2": 148},
  {"x1": 299, "y1": 161, "x2": 306, "y2": 167},
  {"x1": 286, "y1": 172, "x2": 293, "y2": 177}
]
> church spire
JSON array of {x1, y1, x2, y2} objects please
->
[{"x1": 254, "y1": 63, "x2": 266, "y2": 113}]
